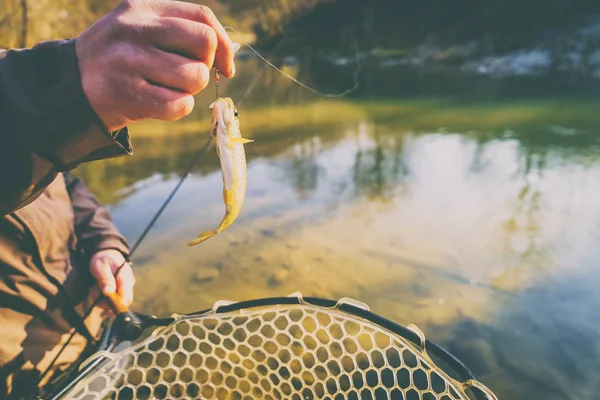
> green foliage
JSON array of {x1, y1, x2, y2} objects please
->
[
  {"x1": 218, "y1": 0, "x2": 333, "y2": 36},
  {"x1": 3, "y1": 0, "x2": 599, "y2": 53},
  {"x1": 0, "y1": 0, "x2": 229, "y2": 49},
  {"x1": 0, "y1": 0, "x2": 120, "y2": 48},
  {"x1": 220, "y1": 0, "x2": 600, "y2": 55},
  {"x1": 0, "y1": 0, "x2": 25, "y2": 48}
]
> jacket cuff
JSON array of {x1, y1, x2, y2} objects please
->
[
  {"x1": 86, "y1": 237, "x2": 132, "y2": 262},
  {"x1": 2, "y1": 38, "x2": 133, "y2": 169}
]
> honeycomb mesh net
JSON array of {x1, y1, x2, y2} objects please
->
[{"x1": 63, "y1": 299, "x2": 495, "y2": 400}]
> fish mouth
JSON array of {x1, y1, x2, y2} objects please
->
[
  {"x1": 209, "y1": 97, "x2": 233, "y2": 106},
  {"x1": 211, "y1": 98, "x2": 238, "y2": 126}
]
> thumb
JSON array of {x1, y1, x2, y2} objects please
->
[{"x1": 90, "y1": 258, "x2": 117, "y2": 295}]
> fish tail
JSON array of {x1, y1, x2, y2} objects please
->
[{"x1": 187, "y1": 230, "x2": 218, "y2": 246}]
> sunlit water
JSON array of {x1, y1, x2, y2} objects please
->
[{"x1": 73, "y1": 54, "x2": 600, "y2": 399}]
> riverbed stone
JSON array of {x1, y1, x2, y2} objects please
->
[
  {"x1": 267, "y1": 269, "x2": 289, "y2": 286},
  {"x1": 192, "y1": 268, "x2": 220, "y2": 285}
]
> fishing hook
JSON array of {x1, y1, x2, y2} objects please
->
[{"x1": 215, "y1": 68, "x2": 220, "y2": 99}]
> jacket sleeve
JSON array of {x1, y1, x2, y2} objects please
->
[
  {"x1": 63, "y1": 171, "x2": 131, "y2": 260},
  {"x1": 0, "y1": 39, "x2": 133, "y2": 217}
]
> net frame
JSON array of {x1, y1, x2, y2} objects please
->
[{"x1": 41, "y1": 293, "x2": 498, "y2": 400}]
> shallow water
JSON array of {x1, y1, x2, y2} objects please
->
[{"x1": 73, "y1": 54, "x2": 600, "y2": 399}]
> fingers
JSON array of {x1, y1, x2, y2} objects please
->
[
  {"x1": 76, "y1": 0, "x2": 237, "y2": 131},
  {"x1": 89, "y1": 251, "x2": 135, "y2": 309},
  {"x1": 136, "y1": 46, "x2": 211, "y2": 95},
  {"x1": 90, "y1": 285, "x2": 114, "y2": 316},
  {"x1": 139, "y1": 83, "x2": 196, "y2": 121},
  {"x1": 153, "y1": 1, "x2": 236, "y2": 77},
  {"x1": 115, "y1": 264, "x2": 135, "y2": 307},
  {"x1": 90, "y1": 258, "x2": 117, "y2": 295},
  {"x1": 89, "y1": 285, "x2": 107, "y2": 310},
  {"x1": 150, "y1": 18, "x2": 218, "y2": 67}
]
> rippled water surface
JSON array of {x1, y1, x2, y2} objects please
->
[{"x1": 73, "y1": 54, "x2": 600, "y2": 399}]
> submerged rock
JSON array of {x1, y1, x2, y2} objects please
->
[
  {"x1": 192, "y1": 268, "x2": 220, "y2": 285},
  {"x1": 261, "y1": 229, "x2": 277, "y2": 238},
  {"x1": 267, "y1": 270, "x2": 289, "y2": 286},
  {"x1": 461, "y1": 50, "x2": 552, "y2": 78}
]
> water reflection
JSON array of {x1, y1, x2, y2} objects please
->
[
  {"x1": 444, "y1": 268, "x2": 600, "y2": 400},
  {"x1": 352, "y1": 123, "x2": 410, "y2": 202},
  {"x1": 71, "y1": 54, "x2": 600, "y2": 400},
  {"x1": 280, "y1": 138, "x2": 322, "y2": 200},
  {"x1": 497, "y1": 147, "x2": 549, "y2": 291}
]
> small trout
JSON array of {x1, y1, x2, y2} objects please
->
[{"x1": 187, "y1": 97, "x2": 254, "y2": 246}]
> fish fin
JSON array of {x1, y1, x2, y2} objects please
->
[
  {"x1": 209, "y1": 100, "x2": 216, "y2": 109},
  {"x1": 229, "y1": 137, "x2": 255, "y2": 146},
  {"x1": 187, "y1": 230, "x2": 218, "y2": 246}
]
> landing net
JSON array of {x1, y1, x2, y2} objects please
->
[{"x1": 53, "y1": 294, "x2": 497, "y2": 400}]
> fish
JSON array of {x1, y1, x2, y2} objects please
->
[{"x1": 187, "y1": 97, "x2": 254, "y2": 246}]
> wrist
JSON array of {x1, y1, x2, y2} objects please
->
[
  {"x1": 1, "y1": 38, "x2": 133, "y2": 168},
  {"x1": 87, "y1": 237, "x2": 131, "y2": 263}
]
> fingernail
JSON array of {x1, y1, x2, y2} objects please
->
[
  {"x1": 233, "y1": 43, "x2": 241, "y2": 53},
  {"x1": 230, "y1": 62, "x2": 236, "y2": 77}
]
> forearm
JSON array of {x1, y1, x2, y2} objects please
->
[
  {"x1": 64, "y1": 172, "x2": 130, "y2": 260},
  {"x1": 0, "y1": 39, "x2": 132, "y2": 216}
]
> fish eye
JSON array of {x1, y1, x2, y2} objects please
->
[{"x1": 234, "y1": 110, "x2": 239, "y2": 118}]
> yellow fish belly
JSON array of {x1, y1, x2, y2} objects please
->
[{"x1": 187, "y1": 98, "x2": 254, "y2": 246}]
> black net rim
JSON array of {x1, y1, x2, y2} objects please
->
[{"x1": 43, "y1": 294, "x2": 494, "y2": 400}]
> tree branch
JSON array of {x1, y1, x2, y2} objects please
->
[{"x1": 20, "y1": 0, "x2": 28, "y2": 48}]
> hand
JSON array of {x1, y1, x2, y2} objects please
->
[
  {"x1": 75, "y1": 0, "x2": 237, "y2": 132},
  {"x1": 89, "y1": 249, "x2": 135, "y2": 310}
]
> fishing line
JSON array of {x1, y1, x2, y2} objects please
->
[
  {"x1": 236, "y1": 27, "x2": 295, "y2": 109},
  {"x1": 36, "y1": 26, "x2": 294, "y2": 394},
  {"x1": 38, "y1": 22, "x2": 360, "y2": 393},
  {"x1": 36, "y1": 139, "x2": 214, "y2": 388},
  {"x1": 224, "y1": 26, "x2": 362, "y2": 98}
]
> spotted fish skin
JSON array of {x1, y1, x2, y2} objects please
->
[{"x1": 187, "y1": 97, "x2": 254, "y2": 246}]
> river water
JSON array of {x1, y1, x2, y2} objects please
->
[{"x1": 73, "y1": 51, "x2": 600, "y2": 399}]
